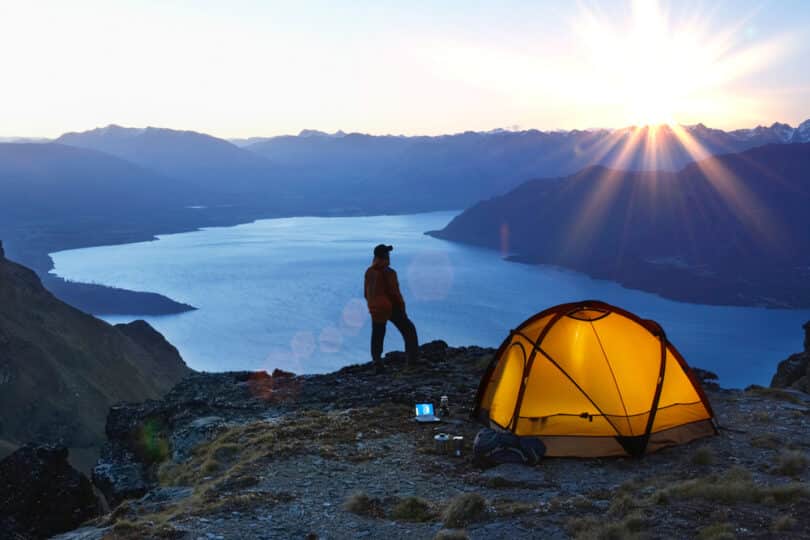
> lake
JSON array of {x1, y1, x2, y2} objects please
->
[{"x1": 50, "y1": 211, "x2": 809, "y2": 388}]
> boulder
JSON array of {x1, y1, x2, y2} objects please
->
[
  {"x1": 420, "y1": 340, "x2": 449, "y2": 363},
  {"x1": 92, "y1": 459, "x2": 148, "y2": 509},
  {"x1": 0, "y1": 444, "x2": 98, "y2": 539},
  {"x1": 771, "y1": 321, "x2": 810, "y2": 393},
  {"x1": 480, "y1": 463, "x2": 548, "y2": 488}
]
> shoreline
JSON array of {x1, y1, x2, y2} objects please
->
[
  {"x1": 14, "y1": 207, "x2": 460, "y2": 317},
  {"x1": 425, "y1": 230, "x2": 808, "y2": 310}
]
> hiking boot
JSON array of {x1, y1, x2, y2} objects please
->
[{"x1": 373, "y1": 362, "x2": 387, "y2": 374}]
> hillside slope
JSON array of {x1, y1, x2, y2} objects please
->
[
  {"x1": 430, "y1": 143, "x2": 810, "y2": 308},
  {"x1": 0, "y1": 242, "x2": 190, "y2": 465}
]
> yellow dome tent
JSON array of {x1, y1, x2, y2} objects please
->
[{"x1": 473, "y1": 301, "x2": 716, "y2": 457}]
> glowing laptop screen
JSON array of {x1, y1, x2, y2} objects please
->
[{"x1": 415, "y1": 403, "x2": 434, "y2": 417}]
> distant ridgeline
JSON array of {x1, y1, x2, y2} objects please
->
[
  {"x1": 0, "y1": 120, "x2": 809, "y2": 313},
  {"x1": 430, "y1": 143, "x2": 810, "y2": 308}
]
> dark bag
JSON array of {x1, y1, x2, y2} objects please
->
[{"x1": 473, "y1": 428, "x2": 545, "y2": 467}]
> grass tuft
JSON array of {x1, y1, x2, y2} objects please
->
[
  {"x1": 607, "y1": 493, "x2": 636, "y2": 517},
  {"x1": 342, "y1": 491, "x2": 385, "y2": 518},
  {"x1": 771, "y1": 514, "x2": 796, "y2": 532},
  {"x1": 491, "y1": 499, "x2": 535, "y2": 517},
  {"x1": 566, "y1": 510, "x2": 646, "y2": 540},
  {"x1": 746, "y1": 385, "x2": 802, "y2": 404},
  {"x1": 773, "y1": 450, "x2": 808, "y2": 476},
  {"x1": 434, "y1": 530, "x2": 469, "y2": 540},
  {"x1": 692, "y1": 446, "x2": 714, "y2": 466},
  {"x1": 659, "y1": 466, "x2": 809, "y2": 505},
  {"x1": 390, "y1": 496, "x2": 434, "y2": 522},
  {"x1": 697, "y1": 522, "x2": 735, "y2": 540},
  {"x1": 750, "y1": 433, "x2": 780, "y2": 449},
  {"x1": 442, "y1": 493, "x2": 486, "y2": 528}
]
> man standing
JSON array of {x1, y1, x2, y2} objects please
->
[{"x1": 364, "y1": 244, "x2": 419, "y2": 372}]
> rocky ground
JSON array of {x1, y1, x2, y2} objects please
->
[{"x1": 30, "y1": 341, "x2": 808, "y2": 540}]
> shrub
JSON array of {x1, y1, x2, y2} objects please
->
[
  {"x1": 391, "y1": 496, "x2": 434, "y2": 522},
  {"x1": 442, "y1": 493, "x2": 486, "y2": 528},
  {"x1": 663, "y1": 466, "x2": 809, "y2": 505},
  {"x1": 607, "y1": 493, "x2": 636, "y2": 517},
  {"x1": 697, "y1": 522, "x2": 734, "y2": 540},
  {"x1": 692, "y1": 446, "x2": 714, "y2": 466},
  {"x1": 771, "y1": 514, "x2": 796, "y2": 532},
  {"x1": 342, "y1": 491, "x2": 385, "y2": 518},
  {"x1": 773, "y1": 450, "x2": 808, "y2": 476},
  {"x1": 566, "y1": 510, "x2": 646, "y2": 540}
]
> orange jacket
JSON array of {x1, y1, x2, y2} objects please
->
[{"x1": 364, "y1": 262, "x2": 405, "y2": 322}]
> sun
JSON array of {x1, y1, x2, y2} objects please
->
[{"x1": 574, "y1": 0, "x2": 782, "y2": 128}]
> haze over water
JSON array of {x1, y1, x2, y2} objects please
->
[{"x1": 51, "y1": 211, "x2": 809, "y2": 388}]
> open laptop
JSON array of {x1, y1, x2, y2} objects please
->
[{"x1": 414, "y1": 403, "x2": 441, "y2": 423}]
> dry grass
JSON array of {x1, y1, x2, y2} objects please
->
[
  {"x1": 442, "y1": 493, "x2": 486, "y2": 528},
  {"x1": 566, "y1": 511, "x2": 647, "y2": 540},
  {"x1": 750, "y1": 433, "x2": 780, "y2": 449},
  {"x1": 490, "y1": 499, "x2": 536, "y2": 517},
  {"x1": 434, "y1": 530, "x2": 469, "y2": 540},
  {"x1": 751, "y1": 411, "x2": 771, "y2": 423},
  {"x1": 571, "y1": 494, "x2": 595, "y2": 511},
  {"x1": 102, "y1": 406, "x2": 414, "y2": 532},
  {"x1": 191, "y1": 489, "x2": 293, "y2": 516},
  {"x1": 105, "y1": 520, "x2": 183, "y2": 539},
  {"x1": 696, "y1": 522, "x2": 735, "y2": 540},
  {"x1": 692, "y1": 446, "x2": 715, "y2": 466},
  {"x1": 659, "y1": 466, "x2": 809, "y2": 505},
  {"x1": 158, "y1": 406, "x2": 403, "y2": 488},
  {"x1": 773, "y1": 450, "x2": 808, "y2": 476},
  {"x1": 746, "y1": 385, "x2": 802, "y2": 404},
  {"x1": 607, "y1": 493, "x2": 637, "y2": 517},
  {"x1": 390, "y1": 496, "x2": 435, "y2": 522},
  {"x1": 771, "y1": 514, "x2": 797, "y2": 532},
  {"x1": 342, "y1": 491, "x2": 385, "y2": 518}
]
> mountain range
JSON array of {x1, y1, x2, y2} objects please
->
[
  {"x1": 429, "y1": 142, "x2": 810, "y2": 308},
  {"x1": 1, "y1": 119, "x2": 809, "y2": 312},
  {"x1": 51, "y1": 120, "x2": 810, "y2": 213}
]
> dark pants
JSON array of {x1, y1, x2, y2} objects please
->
[{"x1": 371, "y1": 310, "x2": 419, "y2": 364}]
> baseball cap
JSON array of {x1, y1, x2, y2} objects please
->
[{"x1": 373, "y1": 244, "x2": 393, "y2": 258}]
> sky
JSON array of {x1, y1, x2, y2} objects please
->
[{"x1": 1, "y1": 0, "x2": 809, "y2": 138}]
